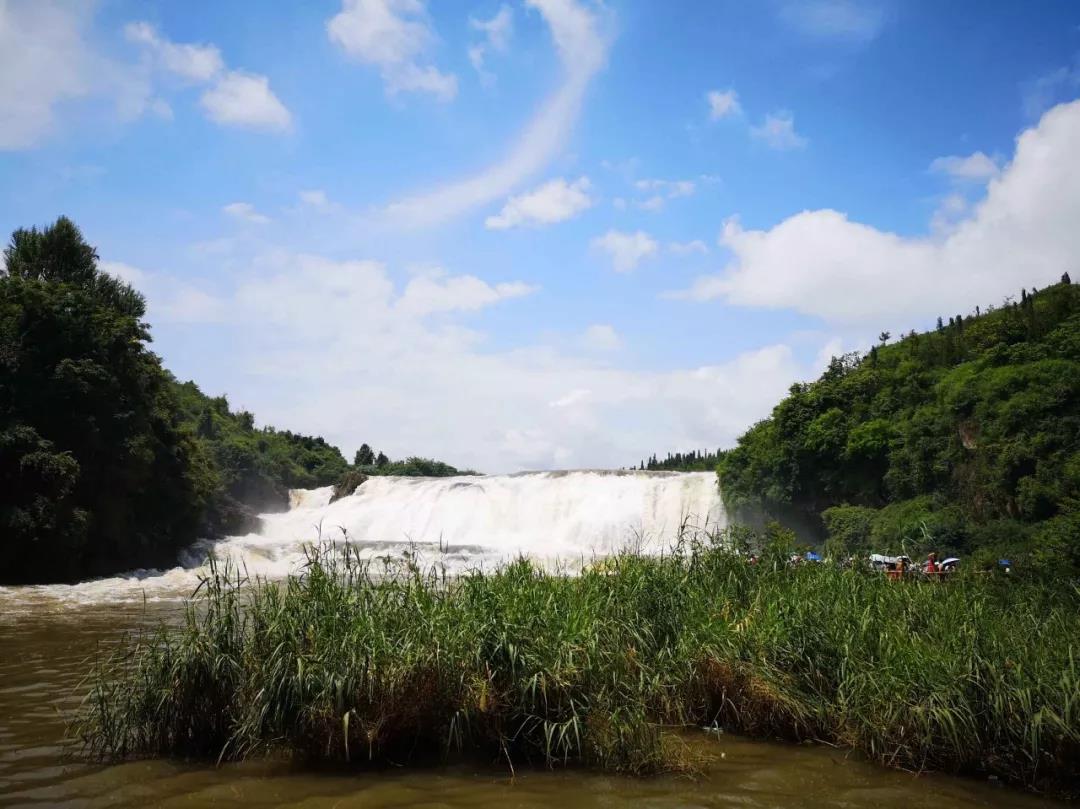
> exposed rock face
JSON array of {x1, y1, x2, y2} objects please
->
[
  {"x1": 958, "y1": 421, "x2": 979, "y2": 450},
  {"x1": 201, "y1": 473, "x2": 289, "y2": 538},
  {"x1": 231, "y1": 474, "x2": 291, "y2": 514},
  {"x1": 201, "y1": 494, "x2": 264, "y2": 537},
  {"x1": 330, "y1": 471, "x2": 369, "y2": 503}
]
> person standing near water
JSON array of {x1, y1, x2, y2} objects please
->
[{"x1": 925, "y1": 552, "x2": 939, "y2": 579}]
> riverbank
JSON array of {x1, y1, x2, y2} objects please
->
[
  {"x1": 74, "y1": 535, "x2": 1079, "y2": 797},
  {"x1": 0, "y1": 601, "x2": 1052, "y2": 809}
]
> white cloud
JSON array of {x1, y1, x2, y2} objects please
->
[
  {"x1": 592, "y1": 230, "x2": 659, "y2": 272},
  {"x1": 99, "y1": 260, "x2": 147, "y2": 286},
  {"x1": 468, "y1": 44, "x2": 487, "y2": 72},
  {"x1": 582, "y1": 324, "x2": 621, "y2": 351},
  {"x1": 124, "y1": 21, "x2": 291, "y2": 133},
  {"x1": 396, "y1": 270, "x2": 537, "y2": 316},
  {"x1": 157, "y1": 286, "x2": 228, "y2": 323},
  {"x1": 121, "y1": 234, "x2": 825, "y2": 472},
  {"x1": 632, "y1": 178, "x2": 696, "y2": 211},
  {"x1": 929, "y1": 192, "x2": 968, "y2": 235},
  {"x1": 929, "y1": 151, "x2": 1001, "y2": 183},
  {"x1": 550, "y1": 388, "x2": 592, "y2": 409},
  {"x1": 469, "y1": 4, "x2": 513, "y2": 83},
  {"x1": 300, "y1": 190, "x2": 330, "y2": 207},
  {"x1": 471, "y1": 5, "x2": 514, "y2": 50},
  {"x1": 382, "y1": 0, "x2": 610, "y2": 227},
  {"x1": 97, "y1": 259, "x2": 225, "y2": 324},
  {"x1": 327, "y1": 0, "x2": 457, "y2": 101},
  {"x1": 124, "y1": 22, "x2": 223, "y2": 82},
  {"x1": 149, "y1": 98, "x2": 174, "y2": 120},
  {"x1": 707, "y1": 89, "x2": 741, "y2": 120},
  {"x1": 669, "y1": 240, "x2": 709, "y2": 256},
  {"x1": 0, "y1": 5, "x2": 290, "y2": 148},
  {"x1": 667, "y1": 99, "x2": 1080, "y2": 329},
  {"x1": 777, "y1": 0, "x2": 887, "y2": 43},
  {"x1": 1021, "y1": 61, "x2": 1080, "y2": 119},
  {"x1": 200, "y1": 71, "x2": 292, "y2": 131},
  {"x1": 223, "y1": 202, "x2": 271, "y2": 224},
  {"x1": 750, "y1": 111, "x2": 807, "y2": 150},
  {"x1": 0, "y1": 2, "x2": 140, "y2": 150},
  {"x1": 637, "y1": 195, "x2": 666, "y2": 212},
  {"x1": 485, "y1": 176, "x2": 593, "y2": 229},
  {"x1": 141, "y1": 247, "x2": 808, "y2": 471}
]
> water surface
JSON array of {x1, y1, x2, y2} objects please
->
[
  {"x1": 0, "y1": 475, "x2": 1063, "y2": 807},
  {"x1": 0, "y1": 603, "x2": 1059, "y2": 809}
]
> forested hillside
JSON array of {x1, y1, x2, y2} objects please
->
[
  {"x1": 1, "y1": 218, "x2": 210, "y2": 583},
  {"x1": 0, "y1": 218, "x2": 470, "y2": 584},
  {"x1": 170, "y1": 380, "x2": 349, "y2": 536},
  {"x1": 719, "y1": 278, "x2": 1080, "y2": 574}
]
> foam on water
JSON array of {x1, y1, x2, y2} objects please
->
[{"x1": 0, "y1": 471, "x2": 724, "y2": 608}]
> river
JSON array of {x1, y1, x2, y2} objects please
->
[{"x1": 0, "y1": 472, "x2": 1063, "y2": 807}]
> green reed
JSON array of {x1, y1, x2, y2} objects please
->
[{"x1": 74, "y1": 535, "x2": 1080, "y2": 794}]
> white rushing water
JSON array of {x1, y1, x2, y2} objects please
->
[{"x1": 0, "y1": 471, "x2": 724, "y2": 609}]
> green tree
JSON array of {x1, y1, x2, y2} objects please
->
[
  {"x1": 1, "y1": 218, "x2": 211, "y2": 583},
  {"x1": 718, "y1": 278, "x2": 1080, "y2": 574},
  {"x1": 355, "y1": 443, "x2": 375, "y2": 466}
]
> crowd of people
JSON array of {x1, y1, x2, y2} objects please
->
[{"x1": 745, "y1": 550, "x2": 963, "y2": 580}]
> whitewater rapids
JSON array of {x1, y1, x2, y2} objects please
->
[{"x1": 0, "y1": 471, "x2": 725, "y2": 609}]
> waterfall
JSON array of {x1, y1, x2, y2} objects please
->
[{"x1": 0, "y1": 471, "x2": 725, "y2": 606}]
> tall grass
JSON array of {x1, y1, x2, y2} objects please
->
[{"x1": 75, "y1": 534, "x2": 1080, "y2": 794}]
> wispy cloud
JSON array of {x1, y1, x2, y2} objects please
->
[
  {"x1": 382, "y1": 0, "x2": 611, "y2": 227},
  {"x1": 706, "y1": 88, "x2": 741, "y2": 120},
  {"x1": 750, "y1": 110, "x2": 808, "y2": 150},
  {"x1": 223, "y1": 201, "x2": 271, "y2": 224},
  {"x1": 929, "y1": 151, "x2": 1001, "y2": 183},
  {"x1": 486, "y1": 176, "x2": 593, "y2": 229},
  {"x1": 592, "y1": 230, "x2": 658, "y2": 272},
  {"x1": 468, "y1": 4, "x2": 513, "y2": 85},
  {"x1": 776, "y1": 0, "x2": 888, "y2": 43}
]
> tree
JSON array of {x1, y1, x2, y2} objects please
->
[
  {"x1": 354, "y1": 443, "x2": 375, "y2": 466},
  {"x1": 717, "y1": 277, "x2": 1080, "y2": 575},
  {"x1": 878, "y1": 331, "x2": 890, "y2": 346},
  {"x1": 375, "y1": 451, "x2": 389, "y2": 468},
  {"x1": 1063, "y1": 272, "x2": 1072, "y2": 285},
  {"x1": 1, "y1": 218, "x2": 210, "y2": 583},
  {"x1": 3, "y1": 217, "x2": 146, "y2": 318}
]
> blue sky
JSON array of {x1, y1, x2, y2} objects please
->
[{"x1": 3, "y1": 0, "x2": 1080, "y2": 472}]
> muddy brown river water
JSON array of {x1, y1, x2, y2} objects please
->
[{"x1": 0, "y1": 602, "x2": 1065, "y2": 809}]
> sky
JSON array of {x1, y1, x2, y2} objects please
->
[{"x1": 2, "y1": 0, "x2": 1080, "y2": 473}]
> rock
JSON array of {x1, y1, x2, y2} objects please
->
[{"x1": 330, "y1": 470, "x2": 369, "y2": 503}]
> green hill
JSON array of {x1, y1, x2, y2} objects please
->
[
  {"x1": 169, "y1": 380, "x2": 350, "y2": 536},
  {"x1": 718, "y1": 277, "x2": 1080, "y2": 575},
  {"x1": 1, "y1": 217, "x2": 471, "y2": 584}
]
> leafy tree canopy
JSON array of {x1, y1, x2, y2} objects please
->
[{"x1": 719, "y1": 279, "x2": 1080, "y2": 575}]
